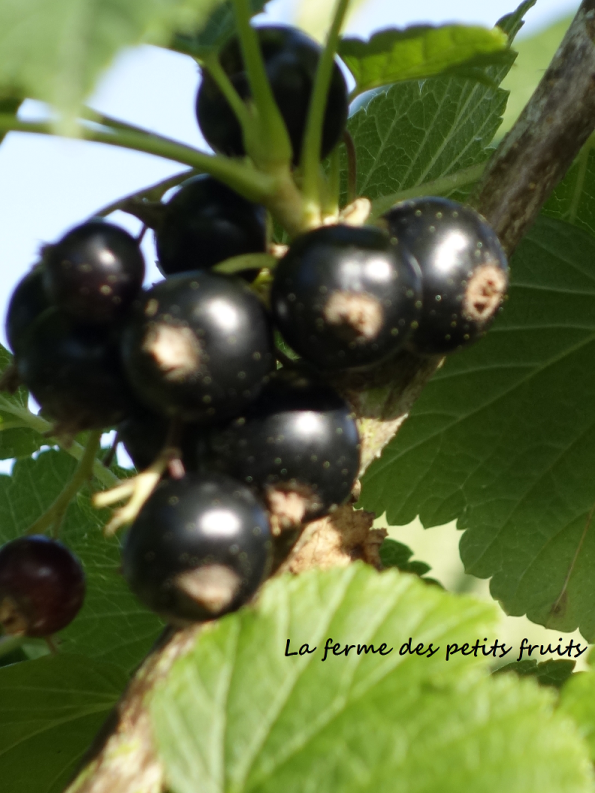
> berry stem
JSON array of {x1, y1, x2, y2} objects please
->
[
  {"x1": 323, "y1": 148, "x2": 341, "y2": 218},
  {"x1": 93, "y1": 169, "x2": 194, "y2": 218},
  {"x1": 343, "y1": 130, "x2": 357, "y2": 204},
  {"x1": 93, "y1": 419, "x2": 183, "y2": 535},
  {"x1": 0, "y1": 393, "x2": 119, "y2": 490},
  {"x1": 27, "y1": 431, "x2": 103, "y2": 537},
  {"x1": 230, "y1": 0, "x2": 293, "y2": 169},
  {"x1": 369, "y1": 162, "x2": 487, "y2": 219},
  {"x1": 0, "y1": 115, "x2": 277, "y2": 204},
  {"x1": 300, "y1": 0, "x2": 351, "y2": 224},
  {"x1": 202, "y1": 52, "x2": 253, "y2": 136}
]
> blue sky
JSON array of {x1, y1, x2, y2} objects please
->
[{"x1": 0, "y1": 0, "x2": 579, "y2": 351}]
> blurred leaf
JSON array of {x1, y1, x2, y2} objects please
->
[
  {"x1": 0, "y1": 450, "x2": 163, "y2": 671},
  {"x1": 495, "y1": 659, "x2": 576, "y2": 688},
  {"x1": 559, "y1": 669, "x2": 595, "y2": 761},
  {"x1": 151, "y1": 565, "x2": 592, "y2": 793},
  {"x1": 0, "y1": 95, "x2": 22, "y2": 145},
  {"x1": 170, "y1": 0, "x2": 268, "y2": 58},
  {"x1": 360, "y1": 216, "x2": 595, "y2": 640},
  {"x1": 499, "y1": 13, "x2": 573, "y2": 135},
  {"x1": 379, "y1": 537, "x2": 432, "y2": 577},
  {"x1": 0, "y1": 0, "x2": 231, "y2": 127},
  {"x1": 340, "y1": 25, "x2": 509, "y2": 99},
  {"x1": 0, "y1": 345, "x2": 45, "y2": 459},
  {"x1": 0, "y1": 654, "x2": 126, "y2": 793}
]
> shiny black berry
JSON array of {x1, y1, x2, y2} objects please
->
[
  {"x1": 382, "y1": 197, "x2": 508, "y2": 354},
  {"x1": 5, "y1": 264, "x2": 50, "y2": 356},
  {"x1": 118, "y1": 401, "x2": 204, "y2": 472},
  {"x1": 43, "y1": 219, "x2": 145, "y2": 324},
  {"x1": 121, "y1": 272, "x2": 274, "y2": 422},
  {"x1": 209, "y1": 368, "x2": 360, "y2": 527},
  {"x1": 0, "y1": 536, "x2": 85, "y2": 637},
  {"x1": 155, "y1": 175, "x2": 267, "y2": 277},
  {"x1": 16, "y1": 308, "x2": 133, "y2": 433},
  {"x1": 271, "y1": 225, "x2": 421, "y2": 371},
  {"x1": 196, "y1": 25, "x2": 348, "y2": 164},
  {"x1": 122, "y1": 473, "x2": 272, "y2": 624}
]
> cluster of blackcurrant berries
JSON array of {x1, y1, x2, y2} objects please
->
[{"x1": 0, "y1": 22, "x2": 509, "y2": 640}]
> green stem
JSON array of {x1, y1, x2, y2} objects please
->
[
  {"x1": 0, "y1": 115, "x2": 276, "y2": 203},
  {"x1": 0, "y1": 394, "x2": 119, "y2": 489},
  {"x1": 300, "y1": 0, "x2": 351, "y2": 223},
  {"x1": 323, "y1": 149, "x2": 340, "y2": 217},
  {"x1": 369, "y1": 163, "x2": 487, "y2": 220},
  {"x1": 343, "y1": 130, "x2": 357, "y2": 204},
  {"x1": 202, "y1": 53, "x2": 253, "y2": 134},
  {"x1": 230, "y1": 0, "x2": 292, "y2": 167},
  {"x1": 93, "y1": 169, "x2": 194, "y2": 218},
  {"x1": 27, "y1": 430, "x2": 103, "y2": 536}
]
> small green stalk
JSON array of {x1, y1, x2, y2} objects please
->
[
  {"x1": 0, "y1": 393, "x2": 119, "y2": 489},
  {"x1": 322, "y1": 149, "x2": 341, "y2": 218},
  {"x1": 0, "y1": 115, "x2": 277, "y2": 204},
  {"x1": 202, "y1": 53, "x2": 253, "y2": 136},
  {"x1": 300, "y1": 0, "x2": 351, "y2": 225},
  {"x1": 230, "y1": 0, "x2": 292, "y2": 169},
  {"x1": 27, "y1": 430, "x2": 103, "y2": 537}
]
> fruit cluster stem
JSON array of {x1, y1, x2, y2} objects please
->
[{"x1": 27, "y1": 430, "x2": 103, "y2": 537}]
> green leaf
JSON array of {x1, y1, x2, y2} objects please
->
[
  {"x1": 499, "y1": 13, "x2": 572, "y2": 135},
  {"x1": 339, "y1": 25, "x2": 509, "y2": 99},
  {"x1": 543, "y1": 143, "x2": 595, "y2": 240},
  {"x1": 559, "y1": 669, "x2": 595, "y2": 761},
  {"x1": 495, "y1": 659, "x2": 576, "y2": 688},
  {"x1": 170, "y1": 0, "x2": 268, "y2": 58},
  {"x1": 0, "y1": 654, "x2": 127, "y2": 793},
  {"x1": 0, "y1": 450, "x2": 163, "y2": 671},
  {"x1": 151, "y1": 565, "x2": 592, "y2": 793},
  {"x1": 360, "y1": 215, "x2": 595, "y2": 639},
  {"x1": 0, "y1": 0, "x2": 230, "y2": 126},
  {"x1": 347, "y1": 72, "x2": 506, "y2": 215},
  {"x1": 346, "y1": 0, "x2": 535, "y2": 215},
  {"x1": 0, "y1": 345, "x2": 45, "y2": 459},
  {"x1": 495, "y1": 0, "x2": 537, "y2": 40},
  {"x1": 379, "y1": 537, "x2": 432, "y2": 577}
]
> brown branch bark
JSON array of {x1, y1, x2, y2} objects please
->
[{"x1": 64, "y1": 4, "x2": 595, "y2": 791}]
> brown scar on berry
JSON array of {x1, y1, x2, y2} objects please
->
[
  {"x1": 323, "y1": 292, "x2": 383, "y2": 343},
  {"x1": 463, "y1": 263, "x2": 507, "y2": 323},
  {"x1": 174, "y1": 564, "x2": 241, "y2": 615},
  {"x1": 142, "y1": 323, "x2": 202, "y2": 382},
  {"x1": 265, "y1": 483, "x2": 323, "y2": 534}
]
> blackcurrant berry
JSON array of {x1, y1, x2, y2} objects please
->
[
  {"x1": 43, "y1": 219, "x2": 145, "y2": 324},
  {"x1": 119, "y1": 401, "x2": 205, "y2": 472},
  {"x1": 155, "y1": 175, "x2": 267, "y2": 277},
  {"x1": 381, "y1": 197, "x2": 508, "y2": 354},
  {"x1": 209, "y1": 368, "x2": 360, "y2": 527},
  {"x1": 196, "y1": 25, "x2": 348, "y2": 164},
  {"x1": 5, "y1": 264, "x2": 50, "y2": 356},
  {"x1": 122, "y1": 473, "x2": 272, "y2": 624},
  {"x1": 271, "y1": 225, "x2": 422, "y2": 371},
  {"x1": 121, "y1": 271, "x2": 274, "y2": 422},
  {"x1": 16, "y1": 308, "x2": 133, "y2": 433},
  {"x1": 0, "y1": 536, "x2": 85, "y2": 637}
]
